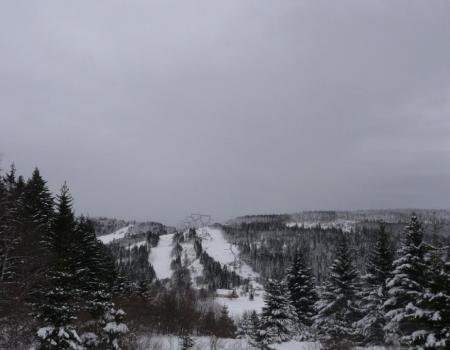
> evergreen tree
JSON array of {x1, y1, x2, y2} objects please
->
[
  {"x1": 14, "y1": 168, "x2": 54, "y2": 294},
  {"x1": 286, "y1": 251, "x2": 318, "y2": 327},
  {"x1": 357, "y1": 223, "x2": 394, "y2": 345},
  {"x1": 407, "y1": 248, "x2": 450, "y2": 349},
  {"x1": 35, "y1": 184, "x2": 83, "y2": 349},
  {"x1": 76, "y1": 216, "x2": 116, "y2": 288},
  {"x1": 237, "y1": 311, "x2": 252, "y2": 339},
  {"x1": 238, "y1": 310, "x2": 261, "y2": 344},
  {"x1": 384, "y1": 214, "x2": 430, "y2": 346},
  {"x1": 258, "y1": 279, "x2": 298, "y2": 345},
  {"x1": 314, "y1": 233, "x2": 362, "y2": 349},
  {"x1": 102, "y1": 307, "x2": 129, "y2": 350},
  {"x1": 366, "y1": 223, "x2": 394, "y2": 286},
  {"x1": 216, "y1": 305, "x2": 236, "y2": 338},
  {"x1": 0, "y1": 164, "x2": 23, "y2": 284},
  {"x1": 44, "y1": 183, "x2": 77, "y2": 258},
  {"x1": 179, "y1": 334, "x2": 195, "y2": 350}
]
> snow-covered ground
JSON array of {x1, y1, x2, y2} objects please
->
[
  {"x1": 149, "y1": 233, "x2": 174, "y2": 280},
  {"x1": 137, "y1": 335, "x2": 247, "y2": 350},
  {"x1": 126, "y1": 240, "x2": 147, "y2": 249},
  {"x1": 196, "y1": 227, "x2": 264, "y2": 317},
  {"x1": 100, "y1": 225, "x2": 264, "y2": 317},
  {"x1": 272, "y1": 341, "x2": 321, "y2": 350},
  {"x1": 286, "y1": 219, "x2": 355, "y2": 233},
  {"x1": 137, "y1": 336, "x2": 322, "y2": 350},
  {"x1": 216, "y1": 290, "x2": 265, "y2": 318},
  {"x1": 180, "y1": 240, "x2": 204, "y2": 286},
  {"x1": 97, "y1": 225, "x2": 134, "y2": 244},
  {"x1": 199, "y1": 227, "x2": 260, "y2": 283}
]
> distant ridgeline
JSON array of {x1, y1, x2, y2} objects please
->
[
  {"x1": 92, "y1": 217, "x2": 175, "y2": 238},
  {"x1": 228, "y1": 209, "x2": 450, "y2": 235},
  {"x1": 223, "y1": 209, "x2": 450, "y2": 284}
]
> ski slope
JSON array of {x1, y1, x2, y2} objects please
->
[
  {"x1": 97, "y1": 225, "x2": 133, "y2": 244},
  {"x1": 149, "y1": 233, "x2": 174, "y2": 280},
  {"x1": 199, "y1": 226, "x2": 260, "y2": 282},
  {"x1": 197, "y1": 227, "x2": 264, "y2": 317}
]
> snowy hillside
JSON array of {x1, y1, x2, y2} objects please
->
[
  {"x1": 96, "y1": 223, "x2": 265, "y2": 317},
  {"x1": 149, "y1": 233, "x2": 175, "y2": 280},
  {"x1": 190, "y1": 227, "x2": 264, "y2": 317},
  {"x1": 199, "y1": 227, "x2": 260, "y2": 283},
  {"x1": 97, "y1": 225, "x2": 135, "y2": 244}
]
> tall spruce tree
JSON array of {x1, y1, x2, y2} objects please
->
[
  {"x1": 35, "y1": 184, "x2": 83, "y2": 349},
  {"x1": 179, "y1": 334, "x2": 195, "y2": 350},
  {"x1": 357, "y1": 223, "x2": 394, "y2": 345},
  {"x1": 15, "y1": 168, "x2": 54, "y2": 293},
  {"x1": 407, "y1": 247, "x2": 450, "y2": 349},
  {"x1": 383, "y1": 214, "x2": 430, "y2": 347},
  {"x1": 286, "y1": 251, "x2": 318, "y2": 328},
  {"x1": 216, "y1": 305, "x2": 236, "y2": 338},
  {"x1": 314, "y1": 232, "x2": 362, "y2": 349},
  {"x1": 0, "y1": 165, "x2": 23, "y2": 284},
  {"x1": 258, "y1": 279, "x2": 298, "y2": 345}
]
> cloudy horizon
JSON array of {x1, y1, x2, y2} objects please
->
[{"x1": 1, "y1": 0, "x2": 450, "y2": 225}]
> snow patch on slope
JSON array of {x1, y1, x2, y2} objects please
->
[
  {"x1": 126, "y1": 240, "x2": 147, "y2": 250},
  {"x1": 197, "y1": 227, "x2": 264, "y2": 317},
  {"x1": 149, "y1": 233, "x2": 174, "y2": 280},
  {"x1": 98, "y1": 225, "x2": 134, "y2": 244},
  {"x1": 286, "y1": 219, "x2": 355, "y2": 233},
  {"x1": 199, "y1": 227, "x2": 260, "y2": 283},
  {"x1": 216, "y1": 291, "x2": 265, "y2": 318},
  {"x1": 180, "y1": 241, "x2": 204, "y2": 287}
]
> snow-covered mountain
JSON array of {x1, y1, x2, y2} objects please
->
[
  {"x1": 95, "y1": 222, "x2": 264, "y2": 318},
  {"x1": 229, "y1": 209, "x2": 450, "y2": 236}
]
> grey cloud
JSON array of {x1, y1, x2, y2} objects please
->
[{"x1": 1, "y1": 0, "x2": 450, "y2": 224}]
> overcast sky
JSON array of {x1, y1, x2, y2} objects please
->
[{"x1": 1, "y1": 1, "x2": 450, "y2": 225}]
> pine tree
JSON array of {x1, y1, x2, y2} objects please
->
[
  {"x1": 249, "y1": 311, "x2": 261, "y2": 341},
  {"x1": 14, "y1": 168, "x2": 54, "y2": 292},
  {"x1": 216, "y1": 305, "x2": 236, "y2": 338},
  {"x1": 258, "y1": 279, "x2": 298, "y2": 345},
  {"x1": 286, "y1": 251, "x2": 318, "y2": 328},
  {"x1": 384, "y1": 214, "x2": 430, "y2": 346},
  {"x1": 102, "y1": 307, "x2": 129, "y2": 350},
  {"x1": 74, "y1": 216, "x2": 116, "y2": 295},
  {"x1": 357, "y1": 223, "x2": 394, "y2": 345},
  {"x1": 237, "y1": 311, "x2": 252, "y2": 339},
  {"x1": 35, "y1": 267, "x2": 83, "y2": 349},
  {"x1": 179, "y1": 333, "x2": 195, "y2": 350},
  {"x1": 407, "y1": 248, "x2": 450, "y2": 349},
  {"x1": 35, "y1": 184, "x2": 83, "y2": 349},
  {"x1": 0, "y1": 165, "x2": 24, "y2": 284},
  {"x1": 313, "y1": 233, "x2": 362, "y2": 349}
]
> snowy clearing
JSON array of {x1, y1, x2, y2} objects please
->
[
  {"x1": 126, "y1": 240, "x2": 147, "y2": 250},
  {"x1": 97, "y1": 225, "x2": 133, "y2": 244},
  {"x1": 199, "y1": 227, "x2": 260, "y2": 283},
  {"x1": 137, "y1": 336, "x2": 324, "y2": 350},
  {"x1": 149, "y1": 233, "x2": 174, "y2": 280},
  {"x1": 195, "y1": 227, "x2": 264, "y2": 317},
  {"x1": 216, "y1": 291, "x2": 265, "y2": 318}
]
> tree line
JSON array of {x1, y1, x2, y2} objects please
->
[
  {"x1": 237, "y1": 215, "x2": 450, "y2": 349},
  {"x1": 0, "y1": 165, "x2": 129, "y2": 349}
]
